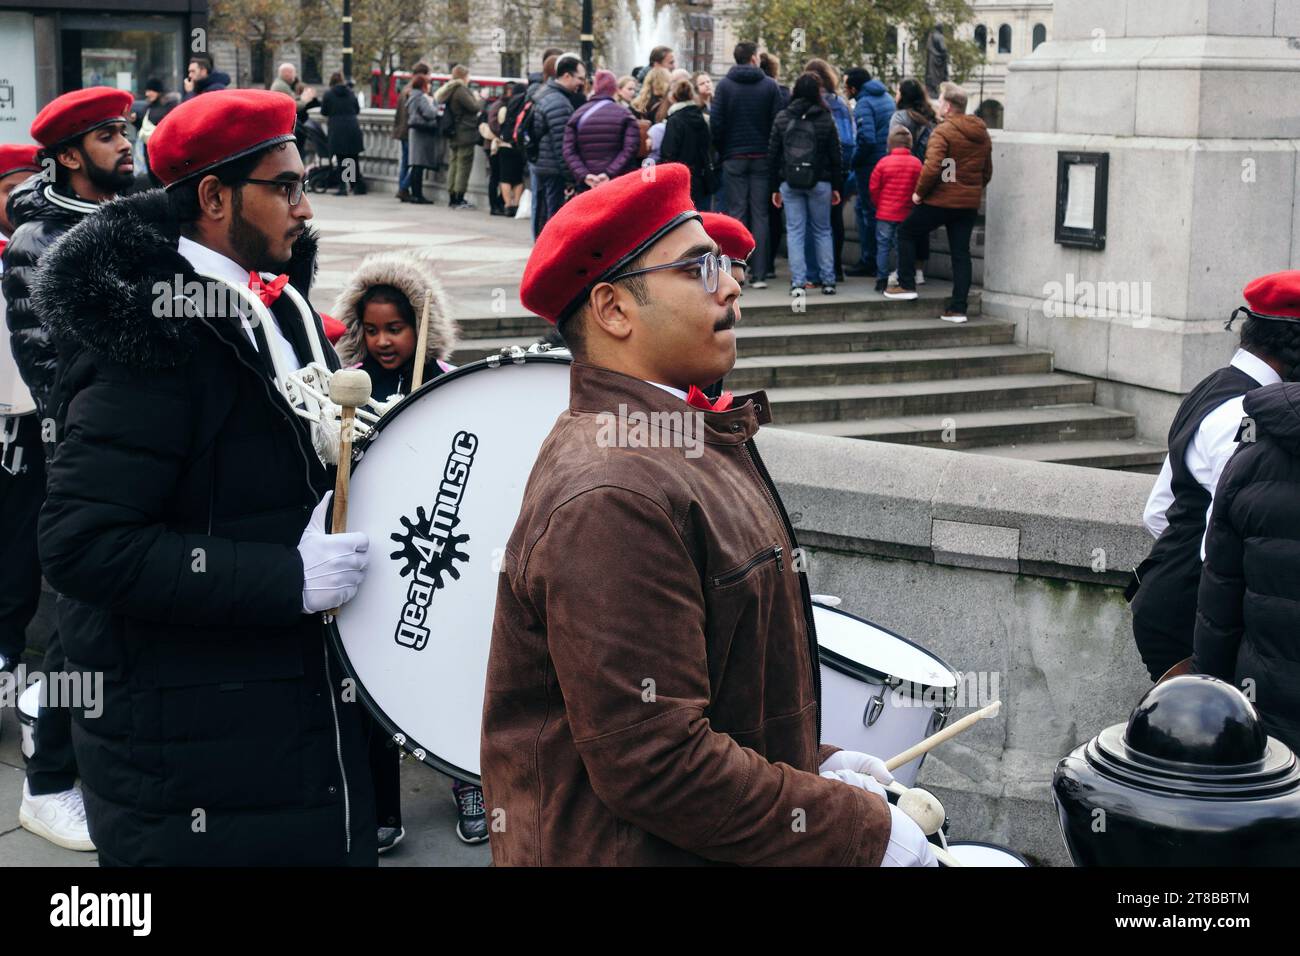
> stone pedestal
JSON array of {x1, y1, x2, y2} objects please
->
[{"x1": 982, "y1": 0, "x2": 1300, "y2": 441}]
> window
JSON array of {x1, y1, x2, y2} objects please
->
[
  {"x1": 1033, "y1": 24, "x2": 1047, "y2": 49},
  {"x1": 302, "y1": 42, "x2": 323, "y2": 84},
  {"x1": 973, "y1": 25, "x2": 987, "y2": 50},
  {"x1": 250, "y1": 40, "x2": 267, "y2": 85},
  {"x1": 500, "y1": 51, "x2": 521, "y2": 78},
  {"x1": 997, "y1": 24, "x2": 1012, "y2": 54}
]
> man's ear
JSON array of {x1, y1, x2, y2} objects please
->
[
  {"x1": 55, "y1": 145, "x2": 83, "y2": 174},
  {"x1": 586, "y1": 282, "x2": 635, "y2": 343},
  {"x1": 195, "y1": 174, "x2": 229, "y2": 222}
]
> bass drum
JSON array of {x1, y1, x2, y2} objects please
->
[
  {"x1": 945, "y1": 841, "x2": 1030, "y2": 867},
  {"x1": 329, "y1": 351, "x2": 572, "y2": 784}
]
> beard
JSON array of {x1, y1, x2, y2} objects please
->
[
  {"x1": 82, "y1": 150, "x2": 135, "y2": 194},
  {"x1": 228, "y1": 188, "x2": 293, "y2": 274}
]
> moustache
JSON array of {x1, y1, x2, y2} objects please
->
[{"x1": 713, "y1": 307, "x2": 737, "y2": 332}]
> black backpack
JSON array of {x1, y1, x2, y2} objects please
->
[
  {"x1": 508, "y1": 95, "x2": 540, "y2": 163},
  {"x1": 782, "y1": 108, "x2": 819, "y2": 189},
  {"x1": 436, "y1": 96, "x2": 457, "y2": 136},
  {"x1": 911, "y1": 122, "x2": 932, "y2": 161}
]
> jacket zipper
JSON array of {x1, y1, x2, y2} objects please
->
[
  {"x1": 741, "y1": 438, "x2": 823, "y2": 744},
  {"x1": 323, "y1": 640, "x2": 352, "y2": 855},
  {"x1": 712, "y1": 545, "x2": 783, "y2": 587}
]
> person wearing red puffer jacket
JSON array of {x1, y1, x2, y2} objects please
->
[{"x1": 868, "y1": 126, "x2": 922, "y2": 295}]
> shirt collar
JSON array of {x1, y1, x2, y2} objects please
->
[
  {"x1": 178, "y1": 236, "x2": 254, "y2": 290},
  {"x1": 1230, "y1": 348, "x2": 1283, "y2": 387},
  {"x1": 646, "y1": 381, "x2": 688, "y2": 401}
]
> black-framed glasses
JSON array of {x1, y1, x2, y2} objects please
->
[
  {"x1": 609, "y1": 252, "x2": 735, "y2": 294},
  {"x1": 240, "y1": 177, "x2": 306, "y2": 206}
]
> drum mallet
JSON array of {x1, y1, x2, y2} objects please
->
[
  {"x1": 409, "y1": 290, "x2": 433, "y2": 392},
  {"x1": 884, "y1": 700, "x2": 1002, "y2": 773},
  {"x1": 326, "y1": 368, "x2": 372, "y2": 613},
  {"x1": 885, "y1": 785, "x2": 961, "y2": 867}
]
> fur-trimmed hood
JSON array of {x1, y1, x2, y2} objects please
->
[
  {"x1": 30, "y1": 187, "x2": 320, "y2": 371},
  {"x1": 330, "y1": 250, "x2": 458, "y2": 368}
]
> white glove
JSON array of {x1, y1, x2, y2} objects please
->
[
  {"x1": 298, "y1": 492, "x2": 370, "y2": 613},
  {"x1": 820, "y1": 768, "x2": 888, "y2": 801},
  {"x1": 881, "y1": 802, "x2": 939, "y2": 867},
  {"x1": 819, "y1": 749, "x2": 896, "y2": 787}
]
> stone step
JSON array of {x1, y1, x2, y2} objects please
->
[
  {"x1": 449, "y1": 287, "x2": 983, "y2": 338},
  {"x1": 765, "y1": 374, "x2": 1096, "y2": 424},
  {"x1": 967, "y1": 438, "x2": 1168, "y2": 472},
  {"x1": 735, "y1": 317, "x2": 1015, "y2": 357},
  {"x1": 778, "y1": 404, "x2": 1137, "y2": 447},
  {"x1": 727, "y1": 345, "x2": 1053, "y2": 389}
]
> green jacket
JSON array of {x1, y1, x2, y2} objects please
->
[{"x1": 435, "y1": 78, "x2": 482, "y2": 146}]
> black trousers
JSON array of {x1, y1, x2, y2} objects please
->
[
  {"x1": 28, "y1": 624, "x2": 77, "y2": 794},
  {"x1": 0, "y1": 414, "x2": 43, "y2": 663},
  {"x1": 898, "y1": 204, "x2": 976, "y2": 311},
  {"x1": 487, "y1": 150, "x2": 504, "y2": 212},
  {"x1": 830, "y1": 197, "x2": 845, "y2": 278},
  {"x1": 368, "y1": 724, "x2": 402, "y2": 829}
]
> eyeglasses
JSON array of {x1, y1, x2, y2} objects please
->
[
  {"x1": 240, "y1": 177, "x2": 307, "y2": 206},
  {"x1": 609, "y1": 252, "x2": 735, "y2": 294}
]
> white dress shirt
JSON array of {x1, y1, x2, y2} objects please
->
[
  {"x1": 646, "y1": 381, "x2": 688, "y2": 401},
  {"x1": 177, "y1": 236, "x2": 301, "y2": 374},
  {"x1": 1142, "y1": 349, "x2": 1281, "y2": 557}
]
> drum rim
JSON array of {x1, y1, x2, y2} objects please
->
[
  {"x1": 945, "y1": 840, "x2": 1032, "y2": 866},
  {"x1": 814, "y1": 603, "x2": 959, "y2": 695},
  {"x1": 326, "y1": 350, "x2": 573, "y2": 785}
]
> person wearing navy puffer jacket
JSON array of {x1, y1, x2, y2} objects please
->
[
  {"x1": 846, "y1": 69, "x2": 895, "y2": 276},
  {"x1": 563, "y1": 69, "x2": 640, "y2": 192}
]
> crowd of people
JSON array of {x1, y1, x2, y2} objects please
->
[{"x1": 378, "y1": 42, "x2": 992, "y2": 317}]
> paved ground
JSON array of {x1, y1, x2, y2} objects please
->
[{"x1": 0, "y1": 191, "x2": 943, "y2": 868}]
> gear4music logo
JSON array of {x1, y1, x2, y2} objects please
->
[{"x1": 389, "y1": 431, "x2": 477, "y2": 650}]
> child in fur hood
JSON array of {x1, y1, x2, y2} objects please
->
[
  {"x1": 332, "y1": 249, "x2": 459, "y2": 402},
  {"x1": 330, "y1": 251, "x2": 491, "y2": 847}
]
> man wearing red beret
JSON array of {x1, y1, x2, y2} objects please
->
[
  {"x1": 482, "y1": 163, "x2": 933, "y2": 866},
  {"x1": 1130, "y1": 272, "x2": 1296, "y2": 681},
  {"x1": 30, "y1": 89, "x2": 376, "y2": 865},
  {"x1": 3, "y1": 87, "x2": 135, "y2": 854}
]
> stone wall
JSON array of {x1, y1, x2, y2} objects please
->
[{"x1": 758, "y1": 426, "x2": 1156, "y2": 865}]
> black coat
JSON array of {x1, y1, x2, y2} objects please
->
[
  {"x1": 2, "y1": 179, "x2": 100, "y2": 420},
  {"x1": 321, "y1": 83, "x2": 365, "y2": 157},
  {"x1": 30, "y1": 189, "x2": 376, "y2": 866},
  {"x1": 1195, "y1": 382, "x2": 1300, "y2": 753},
  {"x1": 659, "y1": 103, "x2": 713, "y2": 207},
  {"x1": 768, "y1": 97, "x2": 844, "y2": 194}
]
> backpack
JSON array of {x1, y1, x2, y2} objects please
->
[
  {"x1": 911, "y1": 122, "x2": 932, "y2": 161},
  {"x1": 436, "y1": 97, "x2": 457, "y2": 136},
  {"x1": 782, "y1": 109, "x2": 819, "y2": 189},
  {"x1": 509, "y1": 96, "x2": 539, "y2": 162}
]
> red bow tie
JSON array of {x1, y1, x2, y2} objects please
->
[
  {"x1": 249, "y1": 271, "x2": 289, "y2": 306},
  {"x1": 686, "y1": 385, "x2": 734, "y2": 412}
]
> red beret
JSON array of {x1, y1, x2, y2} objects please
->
[
  {"x1": 0, "y1": 144, "x2": 40, "y2": 179},
  {"x1": 520, "y1": 163, "x2": 699, "y2": 324},
  {"x1": 30, "y1": 87, "x2": 133, "y2": 149},
  {"x1": 1242, "y1": 271, "x2": 1300, "y2": 322},
  {"x1": 700, "y1": 212, "x2": 755, "y2": 261},
  {"x1": 148, "y1": 89, "x2": 297, "y2": 188}
]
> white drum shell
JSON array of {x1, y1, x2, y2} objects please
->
[{"x1": 946, "y1": 841, "x2": 1029, "y2": 867}]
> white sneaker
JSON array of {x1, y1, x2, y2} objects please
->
[
  {"x1": 916, "y1": 268, "x2": 926, "y2": 285},
  {"x1": 940, "y1": 310, "x2": 968, "y2": 323},
  {"x1": 749, "y1": 280, "x2": 767, "y2": 289},
  {"x1": 20, "y1": 781, "x2": 96, "y2": 851},
  {"x1": 888, "y1": 271, "x2": 898, "y2": 286}
]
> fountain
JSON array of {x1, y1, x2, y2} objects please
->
[{"x1": 608, "y1": 0, "x2": 679, "y2": 73}]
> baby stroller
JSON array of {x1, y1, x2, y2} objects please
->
[{"x1": 298, "y1": 117, "x2": 345, "y2": 193}]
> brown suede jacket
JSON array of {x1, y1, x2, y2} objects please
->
[
  {"x1": 481, "y1": 362, "x2": 891, "y2": 865},
  {"x1": 914, "y1": 112, "x2": 993, "y2": 209}
]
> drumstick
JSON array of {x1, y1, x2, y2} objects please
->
[
  {"x1": 327, "y1": 369, "x2": 372, "y2": 613},
  {"x1": 884, "y1": 700, "x2": 1002, "y2": 772},
  {"x1": 409, "y1": 290, "x2": 432, "y2": 392}
]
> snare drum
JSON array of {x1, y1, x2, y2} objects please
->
[
  {"x1": 815, "y1": 604, "x2": 959, "y2": 788},
  {"x1": 945, "y1": 841, "x2": 1030, "y2": 867},
  {"x1": 330, "y1": 351, "x2": 572, "y2": 784}
]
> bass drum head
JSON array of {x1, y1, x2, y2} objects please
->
[
  {"x1": 330, "y1": 352, "x2": 572, "y2": 784},
  {"x1": 946, "y1": 841, "x2": 1030, "y2": 867}
]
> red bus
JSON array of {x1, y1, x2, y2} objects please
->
[{"x1": 369, "y1": 69, "x2": 526, "y2": 108}]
